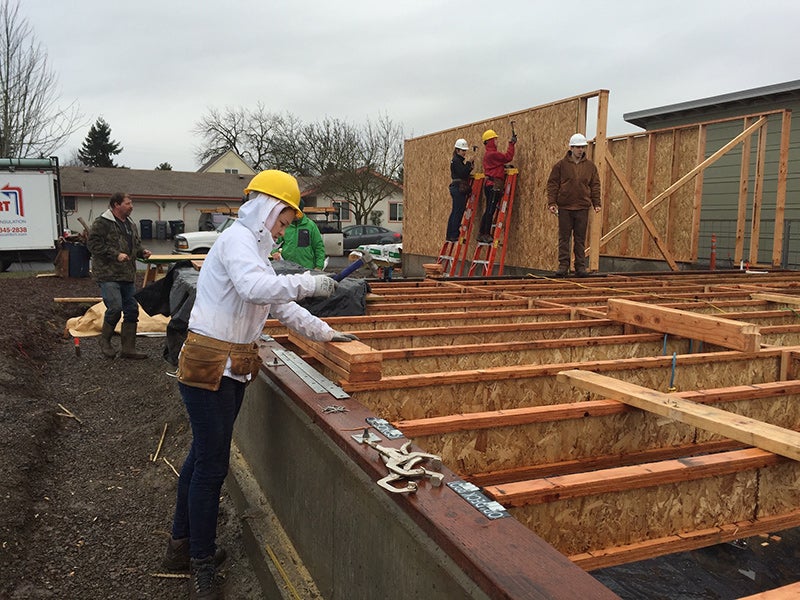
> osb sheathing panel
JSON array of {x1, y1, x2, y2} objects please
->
[
  {"x1": 758, "y1": 461, "x2": 800, "y2": 516},
  {"x1": 379, "y1": 338, "x2": 691, "y2": 376},
  {"x1": 763, "y1": 332, "x2": 800, "y2": 346},
  {"x1": 350, "y1": 354, "x2": 781, "y2": 421},
  {"x1": 368, "y1": 325, "x2": 625, "y2": 351},
  {"x1": 414, "y1": 393, "x2": 800, "y2": 475},
  {"x1": 604, "y1": 136, "x2": 649, "y2": 256},
  {"x1": 404, "y1": 97, "x2": 583, "y2": 272},
  {"x1": 602, "y1": 128, "x2": 699, "y2": 262},
  {"x1": 417, "y1": 412, "x2": 698, "y2": 476},
  {"x1": 671, "y1": 128, "x2": 701, "y2": 258},
  {"x1": 362, "y1": 312, "x2": 572, "y2": 331},
  {"x1": 513, "y1": 472, "x2": 758, "y2": 555}
]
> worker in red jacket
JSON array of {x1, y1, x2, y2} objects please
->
[{"x1": 477, "y1": 129, "x2": 516, "y2": 243}]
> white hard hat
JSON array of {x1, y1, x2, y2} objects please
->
[
  {"x1": 569, "y1": 133, "x2": 588, "y2": 147},
  {"x1": 454, "y1": 138, "x2": 470, "y2": 150}
]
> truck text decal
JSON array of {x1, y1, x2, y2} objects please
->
[{"x1": 1, "y1": 184, "x2": 24, "y2": 217}]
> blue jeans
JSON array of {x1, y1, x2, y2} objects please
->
[
  {"x1": 171, "y1": 378, "x2": 246, "y2": 559},
  {"x1": 446, "y1": 183, "x2": 468, "y2": 240},
  {"x1": 98, "y1": 281, "x2": 139, "y2": 326},
  {"x1": 479, "y1": 183, "x2": 502, "y2": 237}
]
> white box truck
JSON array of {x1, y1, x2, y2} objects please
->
[{"x1": 0, "y1": 157, "x2": 65, "y2": 271}]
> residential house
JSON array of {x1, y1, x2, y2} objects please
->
[
  {"x1": 197, "y1": 150, "x2": 256, "y2": 175},
  {"x1": 59, "y1": 165, "x2": 403, "y2": 241}
]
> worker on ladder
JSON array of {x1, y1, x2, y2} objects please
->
[
  {"x1": 446, "y1": 138, "x2": 474, "y2": 242},
  {"x1": 477, "y1": 129, "x2": 516, "y2": 243}
]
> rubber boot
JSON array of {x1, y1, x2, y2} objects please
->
[
  {"x1": 120, "y1": 322, "x2": 147, "y2": 360},
  {"x1": 99, "y1": 321, "x2": 117, "y2": 358}
]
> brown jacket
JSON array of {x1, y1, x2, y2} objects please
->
[{"x1": 546, "y1": 152, "x2": 601, "y2": 210}]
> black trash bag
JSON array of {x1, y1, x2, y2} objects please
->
[
  {"x1": 134, "y1": 261, "x2": 195, "y2": 317},
  {"x1": 272, "y1": 260, "x2": 370, "y2": 317}
]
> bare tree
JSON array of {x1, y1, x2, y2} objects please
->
[
  {"x1": 193, "y1": 104, "x2": 304, "y2": 172},
  {"x1": 194, "y1": 108, "x2": 404, "y2": 224},
  {"x1": 313, "y1": 114, "x2": 404, "y2": 224},
  {"x1": 0, "y1": 0, "x2": 81, "y2": 157}
]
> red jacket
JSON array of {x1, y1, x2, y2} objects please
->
[{"x1": 482, "y1": 139, "x2": 515, "y2": 180}]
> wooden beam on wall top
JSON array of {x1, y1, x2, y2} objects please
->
[
  {"x1": 606, "y1": 298, "x2": 761, "y2": 352},
  {"x1": 557, "y1": 369, "x2": 800, "y2": 462},
  {"x1": 599, "y1": 117, "x2": 766, "y2": 248}
]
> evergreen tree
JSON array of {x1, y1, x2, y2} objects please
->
[
  {"x1": 155, "y1": 162, "x2": 172, "y2": 170},
  {"x1": 77, "y1": 117, "x2": 122, "y2": 167}
]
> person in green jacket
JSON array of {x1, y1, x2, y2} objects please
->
[{"x1": 272, "y1": 201, "x2": 326, "y2": 270}]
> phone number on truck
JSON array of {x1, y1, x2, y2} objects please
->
[{"x1": 0, "y1": 226, "x2": 28, "y2": 234}]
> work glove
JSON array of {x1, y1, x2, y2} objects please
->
[
  {"x1": 331, "y1": 332, "x2": 360, "y2": 342},
  {"x1": 510, "y1": 135, "x2": 518, "y2": 144},
  {"x1": 311, "y1": 275, "x2": 337, "y2": 298}
]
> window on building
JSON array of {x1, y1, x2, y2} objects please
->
[
  {"x1": 224, "y1": 168, "x2": 239, "y2": 174},
  {"x1": 63, "y1": 196, "x2": 76, "y2": 211},
  {"x1": 334, "y1": 201, "x2": 351, "y2": 222},
  {"x1": 389, "y1": 202, "x2": 403, "y2": 222}
]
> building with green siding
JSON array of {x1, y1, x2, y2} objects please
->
[{"x1": 624, "y1": 80, "x2": 800, "y2": 268}]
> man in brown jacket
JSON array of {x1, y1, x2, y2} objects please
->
[{"x1": 546, "y1": 133, "x2": 601, "y2": 277}]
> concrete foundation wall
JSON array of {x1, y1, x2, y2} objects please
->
[{"x1": 232, "y1": 372, "x2": 491, "y2": 600}]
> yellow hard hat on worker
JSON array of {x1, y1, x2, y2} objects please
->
[
  {"x1": 482, "y1": 129, "x2": 498, "y2": 143},
  {"x1": 243, "y1": 170, "x2": 303, "y2": 218}
]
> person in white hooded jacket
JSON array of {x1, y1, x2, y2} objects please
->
[{"x1": 163, "y1": 170, "x2": 357, "y2": 599}]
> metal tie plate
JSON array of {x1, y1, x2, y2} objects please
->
[{"x1": 270, "y1": 347, "x2": 350, "y2": 399}]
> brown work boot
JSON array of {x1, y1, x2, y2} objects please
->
[
  {"x1": 162, "y1": 536, "x2": 227, "y2": 573},
  {"x1": 189, "y1": 555, "x2": 224, "y2": 600},
  {"x1": 119, "y1": 322, "x2": 147, "y2": 359},
  {"x1": 99, "y1": 321, "x2": 117, "y2": 358}
]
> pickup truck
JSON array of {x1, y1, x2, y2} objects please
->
[{"x1": 173, "y1": 216, "x2": 236, "y2": 254}]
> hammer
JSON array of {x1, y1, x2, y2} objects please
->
[{"x1": 331, "y1": 250, "x2": 379, "y2": 281}]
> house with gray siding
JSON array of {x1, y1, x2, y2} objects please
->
[{"x1": 624, "y1": 80, "x2": 800, "y2": 268}]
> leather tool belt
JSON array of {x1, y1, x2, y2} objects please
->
[{"x1": 177, "y1": 331, "x2": 261, "y2": 391}]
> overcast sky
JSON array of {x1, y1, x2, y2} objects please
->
[{"x1": 21, "y1": 0, "x2": 800, "y2": 172}]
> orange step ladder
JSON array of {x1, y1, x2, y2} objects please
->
[
  {"x1": 437, "y1": 174, "x2": 484, "y2": 276},
  {"x1": 467, "y1": 168, "x2": 518, "y2": 277}
]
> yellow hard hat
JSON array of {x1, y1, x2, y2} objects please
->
[
  {"x1": 243, "y1": 170, "x2": 303, "y2": 218},
  {"x1": 482, "y1": 129, "x2": 498, "y2": 143}
]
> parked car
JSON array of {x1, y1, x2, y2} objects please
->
[
  {"x1": 173, "y1": 216, "x2": 236, "y2": 254},
  {"x1": 342, "y1": 225, "x2": 402, "y2": 250}
]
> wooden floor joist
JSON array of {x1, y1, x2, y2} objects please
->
[
  {"x1": 751, "y1": 292, "x2": 800, "y2": 306},
  {"x1": 485, "y1": 448, "x2": 784, "y2": 507},
  {"x1": 607, "y1": 298, "x2": 762, "y2": 351},
  {"x1": 571, "y1": 509, "x2": 800, "y2": 570},
  {"x1": 274, "y1": 272, "x2": 800, "y2": 575},
  {"x1": 558, "y1": 369, "x2": 800, "y2": 461},
  {"x1": 395, "y1": 380, "x2": 800, "y2": 437}
]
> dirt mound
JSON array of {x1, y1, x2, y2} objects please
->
[{"x1": 0, "y1": 274, "x2": 258, "y2": 598}]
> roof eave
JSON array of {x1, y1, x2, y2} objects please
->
[{"x1": 624, "y1": 79, "x2": 800, "y2": 128}]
